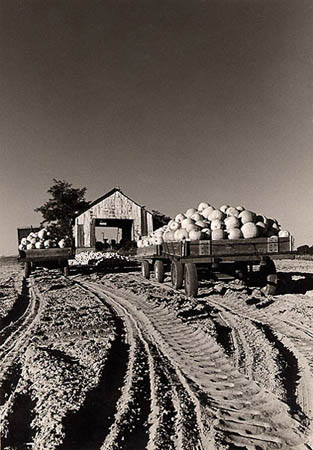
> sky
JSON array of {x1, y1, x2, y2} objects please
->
[{"x1": 0, "y1": 0, "x2": 312, "y2": 255}]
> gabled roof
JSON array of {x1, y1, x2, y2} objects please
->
[{"x1": 77, "y1": 187, "x2": 153, "y2": 217}]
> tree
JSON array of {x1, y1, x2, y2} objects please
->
[
  {"x1": 35, "y1": 179, "x2": 90, "y2": 243},
  {"x1": 152, "y1": 209, "x2": 172, "y2": 230}
]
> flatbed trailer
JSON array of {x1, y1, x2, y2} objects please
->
[
  {"x1": 18, "y1": 248, "x2": 74, "y2": 278},
  {"x1": 136, "y1": 236, "x2": 295, "y2": 297},
  {"x1": 17, "y1": 227, "x2": 74, "y2": 277}
]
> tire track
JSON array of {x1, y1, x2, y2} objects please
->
[
  {"x1": 206, "y1": 295, "x2": 313, "y2": 426},
  {"x1": 77, "y1": 279, "x2": 210, "y2": 450},
  {"x1": 78, "y1": 277, "x2": 306, "y2": 449},
  {"x1": 0, "y1": 278, "x2": 41, "y2": 385}
]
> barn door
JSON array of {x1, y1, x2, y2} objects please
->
[
  {"x1": 77, "y1": 224, "x2": 84, "y2": 247},
  {"x1": 90, "y1": 219, "x2": 96, "y2": 248}
]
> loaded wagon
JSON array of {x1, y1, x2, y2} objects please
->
[
  {"x1": 136, "y1": 236, "x2": 295, "y2": 297},
  {"x1": 17, "y1": 227, "x2": 74, "y2": 278}
]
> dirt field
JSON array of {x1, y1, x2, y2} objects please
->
[{"x1": 1, "y1": 257, "x2": 313, "y2": 449}]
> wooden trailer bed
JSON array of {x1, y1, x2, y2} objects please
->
[{"x1": 136, "y1": 236, "x2": 295, "y2": 297}]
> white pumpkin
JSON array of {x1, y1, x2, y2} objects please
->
[
  {"x1": 191, "y1": 212, "x2": 202, "y2": 222},
  {"x1": 210, "y1": 219, "x2": 224, "y2": 230},
  {"x1": 227, "y1": 228, "x2": 242, "y2": 239},
  {"x1": 189, "y1": 230, "x2": 202, "y2": 241},
  {"x1": 198, "y1": 202, "x2": 210, "y2": 212},
  {"x1": 239, "y1": 210, "x2": 256, "y2": 224},
  {"x1": 174, "y1": 228, "x2": 189, "y2": 241},
  {"x1": 241, "y1": 222, "x2": 259, "y2": 238},
  {"x1": 226, "y1": 207, "x2": 240, "y2": 217},
  {"x1": 185, "y1": 208, "x2": 197, "y2": 217},
  {"x1": 201, "y1": 206, "x2": 215, "y2": 219},
  {"x1": 278, "y1": 230, "x2": 290, "y2": 237},
  {"x1": 225, "y1": 216, "x2": 240, "y2": 230},
  {"x1": 154, "y1": 236, "x2": 164, "y2": 245},
  {"x1": 209, "y1": 210, "x2": 225, "y2": 221},
  {"x1": 163, "y1": 230, "x2": 175, "y2": 242},
  {"x1": 212, "y1": 229, "x2": 225, "y2": 240},
  {"x1": 181, "y1": 218, "x2": 195, "y2": 229},
  {"x1": 175, "y1": 213, "x2": 185, "y2": 223},
  {"x1": 169, "y1": 221, "x2": 180, "y2": 232},
  {"x1": 38, "y1": 229, "x2": 47, "y2": 240},
  {"x1": 220, "y1": 204, "x2": 229, "y2": 213},
  {"x1": 186, "y1": 223, "x2": 200, "y2": 233}
]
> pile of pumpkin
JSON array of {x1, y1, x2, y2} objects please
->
[
  {"x1": 137, "y1": 202, "x2": 290, "y2": 247},
  {"x1": 19, "y1": 229, "x2": 71, "y2": 250},
  {"x1": 72, "y1": 251, "x2": 131, "y2": 266}
]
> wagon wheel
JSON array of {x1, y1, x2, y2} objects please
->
[
  {"x1": 171, "y1": 261, "x2": 184, "y2": 289},
  {"x1": 24, "y1": 262, "x2": 31, "y2": 278},
  {"x1": 141, "y1": 260, "x2": 150, "y2": 279},
  {"x1": 234, "y1": 262, "x2": 248, "y2": 283},
  {"x1": 154, "y1": 260, "x2": 165, "y2": 283},
  {"x1": 184, "y1": 263, "x2": 198, "y2": 298},
  {"x1": 260, "y1": 257, "x2": 277, "y2": 295},
  {"x1": 264, "y1": 274, "x2": 278, "y2": 295}
]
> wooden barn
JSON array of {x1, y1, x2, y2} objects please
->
[{"x1": 74, "y1": 187, "x2": 154, "y2": 250}]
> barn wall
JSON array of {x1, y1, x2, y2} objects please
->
[{"x1": 75, "y1": 190, "x2": 153, "y2": 247}]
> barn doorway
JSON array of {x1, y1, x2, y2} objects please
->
[{"x1": 93, "y1": 218, "x2": 133, "y2": 250}]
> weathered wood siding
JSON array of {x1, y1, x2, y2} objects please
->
[{"x1": 75, "y1": 190, "x2": 153, "y2": 247}]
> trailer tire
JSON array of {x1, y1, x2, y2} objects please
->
[
  {"x1": 24, "y1": 262, "x2": 31, "y2": 278},
  {"x1": 171, "y1": 261, "x2": 184, "y2": 289},
  {"x1": 141, "y1": 260, "x2": 150, "y2": 279},
  {"x1": 263, "y1": 274, "x2": 278, "y2": 296},
  {"x1": 154, "y1": 260, "x2": 165, "y2": 283},
  {"x1": 184, "y1": 263, "x2": 198, "y2": 298}
]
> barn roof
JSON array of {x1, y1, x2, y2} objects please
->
[{"x1": 77, "y1": 187, "x2": 153, "y2": 217}]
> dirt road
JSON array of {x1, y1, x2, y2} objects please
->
[{"x1": 1, "y1": 258, "x2": 313, "y2": 449}]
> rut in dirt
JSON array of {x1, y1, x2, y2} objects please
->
[
  {"x1": 253, "y1": 320, "x2": 305, "y2": 421},
  {"x1": 111, "y1": 338, "x2": 151, "y2": 450},
  {"x1": 2, "y1": 389, "x2": 36, "y2": 450},
  {"x1": 0, "y1": 278, "x2": 30, "y2": 338},
  {"x1": 60, "y1": 311, "x2": 129, "y2": 450}
]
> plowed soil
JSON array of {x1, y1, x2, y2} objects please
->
[{"x1": 1, "y1": 257, "x2": 313, "y2": 449}]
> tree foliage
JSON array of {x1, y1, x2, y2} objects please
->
[
  {"x1": 35, "y1": 179, "x2": 90, "y2": 242},
  {"x1": 152, "y1": 209, "x2": 172, "y2": 230}
]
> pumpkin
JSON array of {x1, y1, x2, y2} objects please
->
[
  {"x1": 185, "y1": 208, "x2": 197, "y2": 217},
  {"x1": 241, "y1": 222, "x2": 259, "y2": 238},
  {"x1": 181, "y1": 218, "x2": 195, "y2": 229},
  {"x1": 201, "y1": 206, "x2": 215, "y2": 219},
  {"x1": 169, "y1": 221, "x2": 180, "y2": 232},
  {"x1": 220, "y1": 204, "x2": 229, "y2": 213},
  {"x1": 198, "y1": 202, "x2": 210, "y2": 212},
  {"x1": 186, "y1": 223, "x2": 200, "y2": 233},
  {"x1": 226, "y1": 207, "x2": 240, "y2": 217},
  {"x1": 279, "y1": 230, "x2": 290, "y2": 237},
  {"x1": 212, "y1": 229, "x2": 225, "y2": 240},
  {"x1": 239, "y1": 210, "x2": 256, "y2": 224},
  {"x1": 225, "y1": 216, "x2": 240, "y2": 230},
  {"x1": 189, "y1": 230, "x2": 202, "y2": 241},
  {"x1": 211, "y1": 219, "x2": 224, "y2": 230},
  {"x1": 209, "y1": 210, "x2": 225, "y2": 221},
  {"x1": 191, "y1": 212, "x2": 203, "y2": 222},
  {"x1": 174, "y1": 229, "x2": 189, "y2": 240},
  {"x1": 227, "y1": 228, "x2": 242, "y2": 239},
  {"x1": 175, "y1": 213, "x2": 186, "y2": 223}
]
